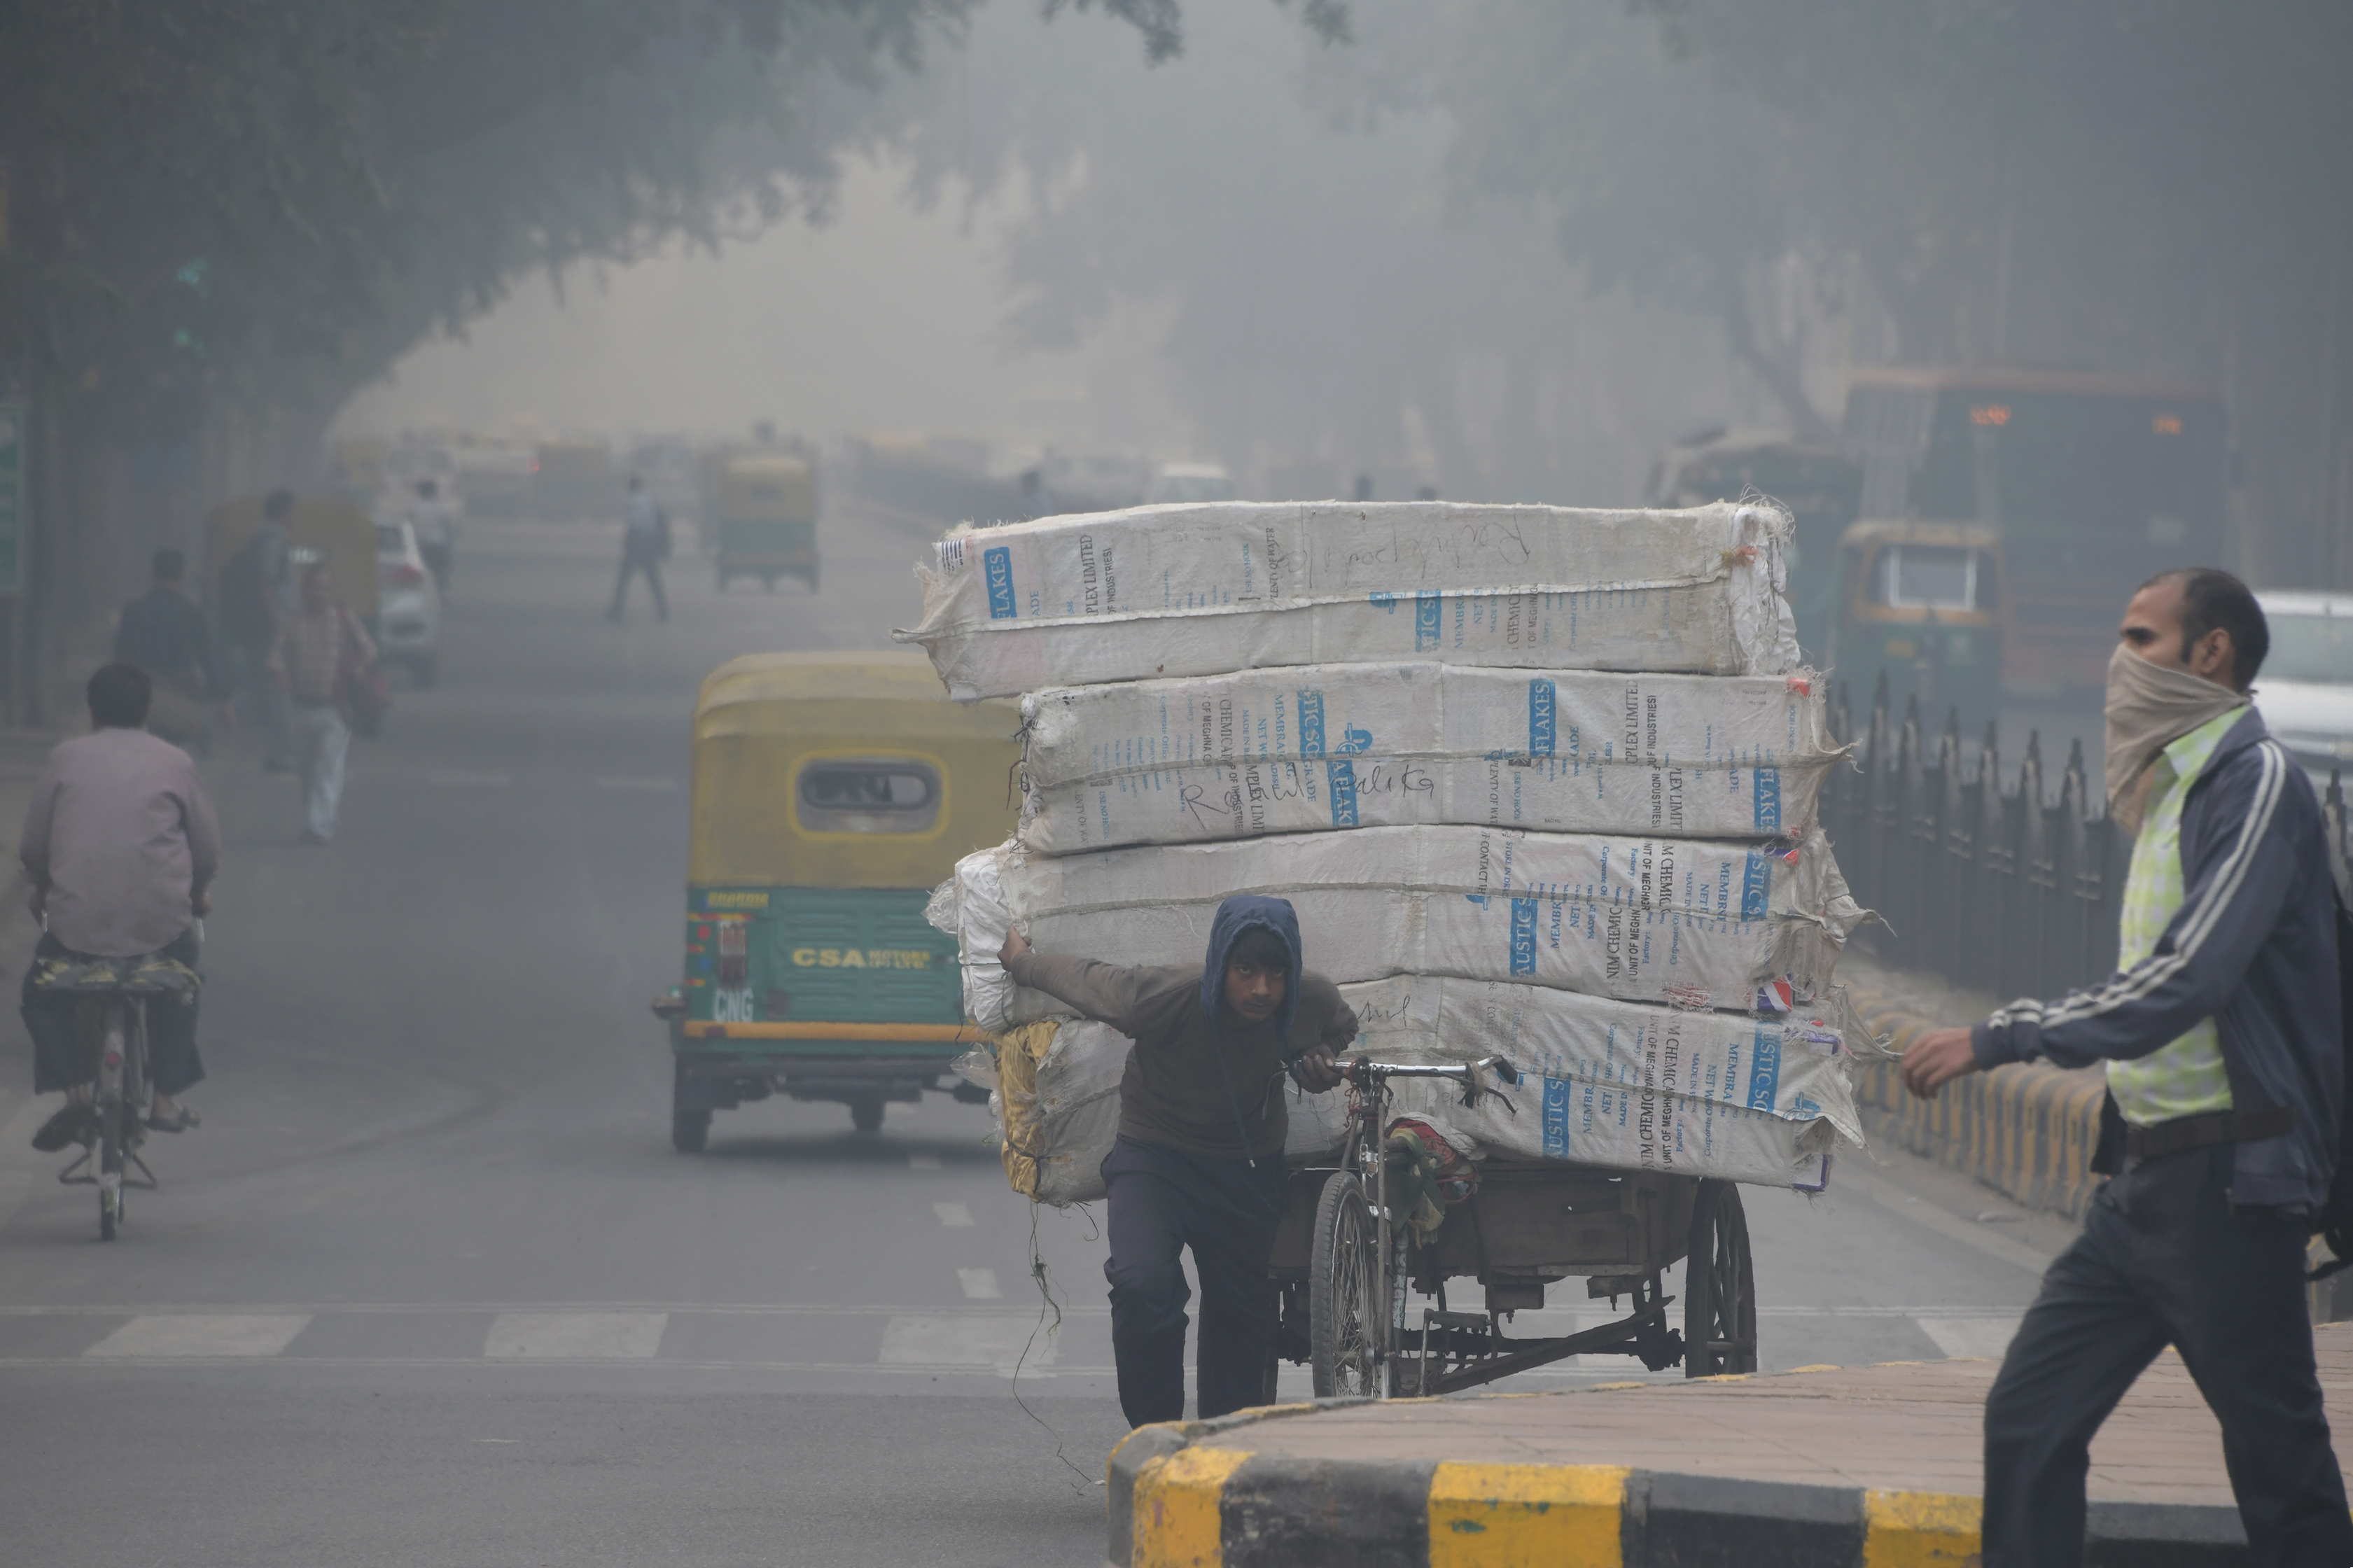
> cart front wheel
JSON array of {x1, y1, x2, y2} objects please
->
[
  {"x1": 1308, "y1": 1172, "x2": 1381, "y2": 1399},
  {"x1": 1683, "y1": 1180, "x2": 1758, "y2": 1377}
]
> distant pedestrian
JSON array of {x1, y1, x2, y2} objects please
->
[
  {"x1": 219, "y1": 490, "x2": 298, "y2": 771},
  {"x1": 607, "y1": 475, "x2": 668, "y2": 622},
  {"x1": 268, "y1": 562, "x2": 375, "y2": 844},
  {"x1": 114, "y1": 548, "x2": 231, "y2": 752},
  {"x1": 1902, "y1": 568, "x2": 2352, "y2": 1567},
  {"x1": 410, "y1": 479, "x2": 457, "y2": 596}
]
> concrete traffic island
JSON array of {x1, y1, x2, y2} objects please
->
[{"x1": 1108, "y1": 1322, "x2": 2353, "y2": 1567}]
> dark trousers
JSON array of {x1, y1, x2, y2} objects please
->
[
  {"x1": 20, "y1": 929, "x2": 205, "y2": 1098},
  {"x1": 1984, "y1": 1144, "x2": 2353, "y2": 1567},
  {"x1": 608, "y1": 544, "x2": 666, "y2": 620},
  {"x1": 1101, "y1": 1135, "x2": 1285, "y2": 1427}
]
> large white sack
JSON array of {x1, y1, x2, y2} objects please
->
[
  {"x1": 895, "y1": 500, "x2": 1799, "y2": 699},
  {"x1": 932, "y1": 827, "x2": 1864, "y2": 1032},
  {"x1": 1016, "y1": 664, "x2": 1836, "y2": 853},
  {"x1": 990, "y1": 979, "x2": 1852, "y2": 1203},
  {"x1": 1341, "y1": 975, "x2": 1854, "y2": 1188},
  {"x1": 986, "y1": 1018, "x2": 1352, "y2": 1206}
]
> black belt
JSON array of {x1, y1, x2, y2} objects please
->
[{"x1": 2123, "y1": 1105, "x2": 2296, "y2": 1161}]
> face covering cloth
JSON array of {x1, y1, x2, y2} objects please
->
[{"x1": 2102, "y1": 642, "x2": 2247, "y2": 832}]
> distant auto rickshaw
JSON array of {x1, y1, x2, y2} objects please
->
[
  {"x1": 654, "y1": 652, "x2": 1019, "y2": 1147},
  {"x1": 1827, "y1": 519, "x2": 2003, "y2": 722},
  {"x1": 714, "y1": 454, "x2": 819, "y2": 592}
]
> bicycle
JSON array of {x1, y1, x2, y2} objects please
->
[
  {"x1": 40, "y1": 950, "x2": 196, "y2": 1240},
  {"x1": 1299, "y1": 1054, "x2": 1521, "y2": 1397}
]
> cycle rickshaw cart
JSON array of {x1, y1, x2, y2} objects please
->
[{"x1": 1269, "y1": 1054, "x2": 1759, "y2": 1398}]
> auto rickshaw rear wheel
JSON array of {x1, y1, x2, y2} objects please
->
[
  {"x1": 850, "y1": 1098, "x2": 884, "y2": 1133},
  {"x1": 671, "y1": 1107, "x2": 710, "y2": 1154}
]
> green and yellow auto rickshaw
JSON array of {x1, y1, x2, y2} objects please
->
[
  {"x1": 1827, "y1": 519, "x2": 2004, "y2": 722},
  {"x1": 714, "y1": 454, "x2": 819, "y2": 593},
  {"x1": 654, "y1": 651, "x2": 1019, "y2": 1148}
]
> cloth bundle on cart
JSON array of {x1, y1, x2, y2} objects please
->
[
  {"x1": 895, "y1": 500, "x2": 1799, "y2": 699},
  {"x1": 1014, "y1": 663, "x2": 1838, "y2": 854},
  {"x1": 932, "y1": 825, "x2": 1865, "y2": 1032},
  {"x1": 969, "y1": 1018, "x2": 1350, "y2": 1207}
]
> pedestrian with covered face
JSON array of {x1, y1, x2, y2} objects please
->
[
  {"x1": 999, "y1": 895, "x2": 1355, "y2": 1426},
  {"x1": 1902, "y1": 568, "x2": 2352, "y2": 1567}
]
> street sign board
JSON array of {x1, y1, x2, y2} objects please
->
[{"x1": 0, "y1": 403, "x2": 22, "y2": 596}]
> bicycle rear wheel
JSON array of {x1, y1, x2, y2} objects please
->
[{"x1": 1308, "y1": 1172, "x2": 1381, "y2": 1397}]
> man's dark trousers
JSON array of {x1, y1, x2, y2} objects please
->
[
  {"x1": 1101, "y1": 1134, "x2": 1285, "y2": 1427},
  {"x1": 20, "y1": 928, "x2": 205, "y2": 1097},
  {"x1": 1983, "y1": 1144, "x2": 2353, "y2": 1567}
]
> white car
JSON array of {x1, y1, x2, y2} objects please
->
[
  {"x1": 2254, "y1": 592, "x2": 2353, "y2": 783},
  {"x1": 375, "y1": 518, "x2": 444, "y2": 687}
]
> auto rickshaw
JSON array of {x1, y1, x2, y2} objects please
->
[
  {"x1": 655, "y1": 651, "x2": 1019, "y2": 1148},
  {"x1": 207, "y1": 494, "x2": 379, "y2": 625},
  {"x1": 1827, "y1": 519, "x2": 2003, "y2": 722},
  {"x1": 714, "y1": 454, "x2": 819, "y2": 592}
]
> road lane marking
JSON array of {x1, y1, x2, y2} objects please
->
[
  {"x1": 428, "y1": 771, "x2": 512, "y2": 788},
  {"x1": 879, "y1": 1315, "x2": 1053, "y2": 1373},
  {"x1": 907, "y1": 1155, "x2": 942, "y2": 1170},
  {"x1": 484, "y1": 1312, "x2": 667, "y2": 1359},
  {"x1": 958, "y1": 1269, "x2": 1002, "y2": 1300},
  {"x1": 933, "y1": 1202, "x2": 974, "y2": 1228},
  {"x1": 1915, "y1": 1315, "x2": 2023, "y2": 1359},
  {"x1": 85, "y1": 1315, "x2": 312, "y2": 1358}
]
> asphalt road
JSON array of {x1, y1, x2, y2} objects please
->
[{"x1": 0, "y1": 507, "x2": 2076, "y2": 1567}]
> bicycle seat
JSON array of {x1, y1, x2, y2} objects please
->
[{"x1": 28, "y1": 951, "x2": 201, "y2": 997}]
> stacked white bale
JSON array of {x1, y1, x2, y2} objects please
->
[
  {"x1": 935, "y1": 826, "x2": 1863, "y2": 1032},
  {"x1": 910, "y1": 498, "x2": 1868, "y2": 1204},
  {"x1": 979, "y1": 976, "x2": 1853, "y2": 1203},
  {"x1": 895, "y1": 500, "x2": 1799, "y2": 699},
  {"x1": 1014, "y1": 664, "x2": 1837, "y2": 853},
  {"x1": 1338, "y1": 975, "x2": 1852, "y2": 1189}
]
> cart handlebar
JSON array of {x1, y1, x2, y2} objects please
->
[{"x1": 1342, "y1": 1054, "x2": 1521, "y2": 1088}]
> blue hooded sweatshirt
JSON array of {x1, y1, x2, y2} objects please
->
[{"x1": 1199, "y1": 894, "x2": 1304, "y2": 1044}]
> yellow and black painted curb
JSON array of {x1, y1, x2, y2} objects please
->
[
  {"x1": 1844, "y1": 981, "x2": 2105, "y2": 1221},
  {"x1": 1105, "y1": 1410, "x2": 2249, "y2": 1567}
]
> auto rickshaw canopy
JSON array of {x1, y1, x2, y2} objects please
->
[
  {"x1": 206, "y1": 495, "x2": 379, "y2": 622},
  {"x1": 690, "y1": 650, "x2": 1018, "y2": 889},
  {"x1": 720, "y1": 456, "x2": 817, "y2": 525}
]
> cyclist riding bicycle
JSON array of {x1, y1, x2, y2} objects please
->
[{"x1": 21, "y1": 664, "x2": 219, "y2": 1151}]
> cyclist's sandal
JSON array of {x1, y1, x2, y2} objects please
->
[{"x1": 144, "y1": 1105, "x2": 200, "y2": 1133}]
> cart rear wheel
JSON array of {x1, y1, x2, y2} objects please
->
[
  {"x1": 671, "y1": 1107, "x2": 710, "y2": 1153},
  {"x1": 1683, "y1": 1180, "x2": 1758, "y2": 1377},
  {"x1": 1308, "y1": 1173, "x2": 1381, "y2": 1398}
]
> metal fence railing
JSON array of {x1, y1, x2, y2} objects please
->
[{"x1": 1820, "y1": 674, "x2": 2128, "y2": 1004}]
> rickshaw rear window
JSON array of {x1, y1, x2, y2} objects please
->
[
  {"x1": 1874, "y1": 545, "x2": 1993, "y2": 612},
  {"x1": 796, "y1": 760, "x2": 942, "y2": 834}
]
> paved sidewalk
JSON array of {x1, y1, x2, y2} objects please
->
[{"x1": 1110, "y1": 1322, "x2": 2353, "y2": 1565}]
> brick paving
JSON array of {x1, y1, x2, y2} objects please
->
[{"x1": 1217, "y1": 1322, "x2": 2353, "y2": 1506}]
